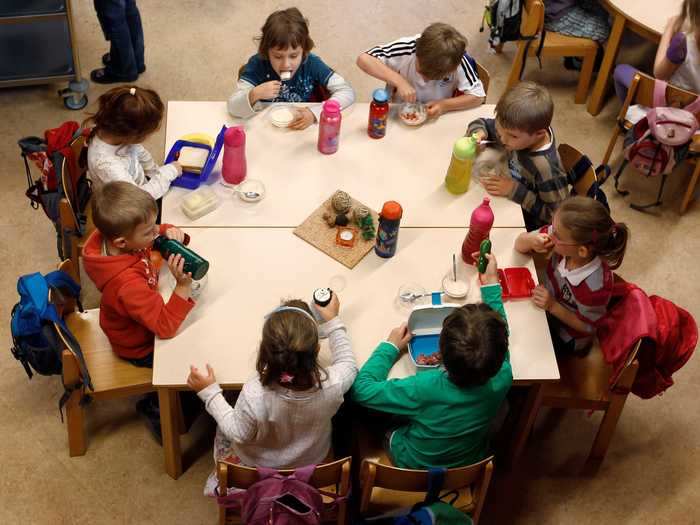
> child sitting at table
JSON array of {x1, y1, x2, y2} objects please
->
[
  {"x1": 357, "y1": 22, "x2": 485, "y2": 118},
  {"x1": 86, "y1": 86, "x2": 182, "y2": 200},
  {"x1": 228, "y1": 7, "x2": 355, "y2": 130},
  {"x1": 351, "y1": 254, "x2": 511, "y2": 469},
  {"x1": 187, "y1": 293, "x2": 357, "y2": 496},
  {"x1": 82, "y1": 181, "x2": 196, "y2": 440},
  {"x1": 468, "y1": 81, "x2": 569, "y2": 230},
  {"x1": 515, "y1": 196, "x2": 630, "y2": 355},
  {"x1": 615, "y1": 0, "x2": 700, "y2": 101}
]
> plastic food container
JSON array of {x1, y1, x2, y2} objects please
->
[
  {"x1": 166, "y1": 125, "x2": 226, "y2": 189},
  {"x1": 407, "y1": 303, "x2": 458, "y2": 368},
  {"x1": 399, "y1": 102, "x2": 427, "y2": 126},
  {"x1": 268, "y1": 104, "x2": 297, "y2": 128},
  {"x1": 498, "y1": 267, "x2": 536, "y2": 300},
  {"x1": 181, "y1": 187, "x2": 220, "y2": 220}
]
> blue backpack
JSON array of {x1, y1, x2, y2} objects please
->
[{"x1": 10, "y1": 271, "x2": 93, "y2": 416}]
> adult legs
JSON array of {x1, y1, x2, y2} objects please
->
[{"x1": 92, "y1": 0, "x2": 139, "y2": 81}]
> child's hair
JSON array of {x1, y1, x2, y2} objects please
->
[
  {"x1": 673, "y1": 0, "x2": 700, "y2": 45},
  {"x1": 556, "y1": 196, "x2": 630, "y2": 270},
  {"x1": 84, "y1": 85, "x2": 164, "y2": 141},
  {"x1": 439, "y1": 305, "x2": 509, "y2": 388},
  {"x1": 256, "y1": 7, "x2": 315, "y2": 58},
  {"x1": 415, "y1": 23, "x2": 467, "y2": 80},
  {"x1": 495, "y1": 81, "x2": 553, "y2": 134},
  {"x1": 256, "y1": 299, "x2": 324, "y2": 390},
  {"x1": 92, "y1": 181, "x2": 158, "y2": 240}
]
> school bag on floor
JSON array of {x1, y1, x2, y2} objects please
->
[
  {"x1": 217, "y1": 464, "x2": 344, "y2": 524},
  {"x1": 10, "y1": 271, "x2": 94, "y2": 416},
  {"x1": 480, "y1": 1, "x2": 523, "y2": 49},
  {"x1": 18, "y1": 122, "x2": 92, "y2": 259},
  {"x1": 616, "y1": 80, "x2": 700, "y2": 210}
]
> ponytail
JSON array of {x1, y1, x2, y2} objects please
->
[{"x1": 595, "y1": 221, "x2": 629, "y2": 270}]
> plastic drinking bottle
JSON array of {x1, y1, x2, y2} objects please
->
[
  {"x1": 461, "y1": 197, "x2": 494, "y2": 264},
  {"x1": 368, "y1": 88, "x2": 389, "y2": 139},
  {"x1": 375, "y1": 201, "x2": 403, "y2": 258},
  {"x1": 310, "y1": 287, "x2": 332, "y2": 324},
  {"x1": 153, "y1": 236, "x2": 210, "y2": 280},
  {"x1": 477, "y1": 239, "x2": 492, "y2": 274},
  {"x1": 317, "y1": 100, "x2": 342, "y2": 154},
  {"x1": 445, "y1": 135, "x2": 478, "y2": 194},
  {"x1": 221, "y1": 126, "x2": 247, "y2": 185}
]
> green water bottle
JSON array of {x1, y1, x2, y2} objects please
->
[
  {"x1": 153, "y1": 236, "x2": 209, "y2": 280},
  {"x1": 445, "y1": 135, "x2": 477, "y2": 194}
]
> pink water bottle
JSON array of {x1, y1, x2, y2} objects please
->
[
  {"x1": 461, "y1": 197, "x2": 494, "y2": 264},
  {"x1": 317, "y1": 100, "x2": 341, "y2": 155},
  {"x1": 222, "y1": 125, "x2": 246, "y2": 185}
]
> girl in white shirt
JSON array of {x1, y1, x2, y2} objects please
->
[
  {"x1": 187, "y1": 294, "x2": 357, "y2": 495},
  {"x1": 85, "y1": 85, "x2": 181, "y2": 200}
]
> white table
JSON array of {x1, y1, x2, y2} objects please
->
[
  {"x1": 588, "y1": 0, "x2": 683, "y2": 115},
  {"x1": 153, "y1": 227, "x2": 558, "y2": 478},
  {"x1": 163, "y1": 102, "x2": 525, "y2": 228}
]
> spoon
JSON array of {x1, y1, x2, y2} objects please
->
[
  {"x1": 232, "y1": 188, "x2": 261, "y2": 200},
  {"x1": 399, "y1": 291, "x2": 440, "y2": 302}
]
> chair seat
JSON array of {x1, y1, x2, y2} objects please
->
[
  {"x1": 532, "y1": 31, "x2": 598, "y2": 55},
  {"x1": 366, "y1": 486, "x2": 474, "y2": 516},
  {"x1": 65, "y1": 309, "x2": 152, "y2": 396},
  {"x1": 542, "y1": 343, "x2": 612, "y2": 408}
]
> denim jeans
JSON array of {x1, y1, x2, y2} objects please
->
[{"x1": 94, "y1": 0, "x2": 145, "y2": 78}]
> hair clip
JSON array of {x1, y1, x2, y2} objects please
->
[
  {"x1": 611, "y1": 224, "x2": 619, "y2": 237},
  {"x1": 264, "y1": 305, "x2": 316, "y2": 324},
  {"x1": 129, "y1": 87, "x2": 136, "y2": 95},
  {"x1": 279, "y1": 372, "x2": 294, "y2": 384}
]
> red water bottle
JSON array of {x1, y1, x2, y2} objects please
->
[
  {"x1": 222, "y1": 126, "x2": 246, "y2": 185},
  {"x1": 317, "y1": 100, "x2": 342, "y2": 154},
  {"x1": 368, "y1": 88, "x2": 389, "y2": 139},
  {"x1": 461, "y1": 197, "x2": 494, "y2": 264}
]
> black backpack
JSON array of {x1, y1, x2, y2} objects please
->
[{"x1": 481, "y1": 0, "x2": 523, "y2": 47}]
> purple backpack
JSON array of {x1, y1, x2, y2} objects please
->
[{"x1": 217, "y1": 464, "x2": 341, "y2": 524}]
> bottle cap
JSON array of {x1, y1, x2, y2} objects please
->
[
  {"x1": 313, "y1": 288, "x2": 332, "y2": 306},
  {"x1": 323, "y1": 100, "x2": 341, "y2": 115},
  {"x1": 381, "y1": 201, "x2": 403, "y2": 220},
  {"x1": 224, "y1": 125, "x2": 245, "y2": 146},
  {"x1": 452, "y1": 136, "x2": 477, "y2": 160},
  {"x1": 372, "y1": 88, "x2": 389, "y2": 103},
  {"x1": 481, "y1": 197, "x2": 491, "y2": 206}
]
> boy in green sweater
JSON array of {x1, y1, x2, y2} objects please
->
[{"x1": 352, "y1": 253, "x2": 512, "y2": 469}]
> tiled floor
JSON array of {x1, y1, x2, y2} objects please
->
[{"x1": 1, "y1": 1, "x2": 698, "y2": 523}]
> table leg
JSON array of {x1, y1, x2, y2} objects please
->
[
  {"x1": 159, "y1": 387, "x2": 183, "y2": 479},
  {"x1": 587, "y1": 12, "x2": 626, "y2": 116},
  {"x1": 508, "y1": 382, "x2": 543, "y2": 465}
]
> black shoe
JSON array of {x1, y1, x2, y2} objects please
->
[
  {"x1": 101, "y1": 53, "x2": 146, "y2": 74},
  {"x1": 90, "y1": 67, "x2": 138, "y2": 84},
  {"x1": 136, "y1": 397, "x2": 163, "y2": 445}
]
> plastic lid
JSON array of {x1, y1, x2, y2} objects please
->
[
  {"x1": 481, "y1": 197, "x2": 491, "y2": 206},
  {"x1": 381, "y1": 201, "x2": 403, "y2": 220},
  {"x1": 224, "y1": 125, "x2": 245, "y2": 146},
  {"x1": 372, "y1": 88, "x2": 389, "y2": 103},
  {"x1": 452, "y1": 136, "x2": 477, "y2": 160},
  {"x1": 323, "y1": 100, "x2": 341, "y2": 114}
]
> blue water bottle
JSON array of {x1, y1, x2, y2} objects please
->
[{"x1": 375, "y1": 201, "x2": 403, "y2": 258}]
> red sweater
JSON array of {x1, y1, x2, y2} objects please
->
[{"x1": 82, "y1": 225, "x2": 195, "y2": 359}]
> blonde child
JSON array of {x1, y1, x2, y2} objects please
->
[
  {"x1": 515, "y1": 196, "x2": 630, "y2": 354},
  {"x1": 187, "y1": 294, "x2": 357, "y2": 495},
  {"x1": 85, "y1": 86, "x2": 181, "y2": 200},
  {"x1": 228, "y1": 7, "x2": 355, "y2": 130},
  {"x1": 357, "y1": 22, "x2": 485, "y2": 118}
]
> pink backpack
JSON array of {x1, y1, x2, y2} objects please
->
[{"x1": 217, "y1": 465, "x2": 343, "y2": 525}]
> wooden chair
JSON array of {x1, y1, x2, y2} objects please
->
[
  {"x1": 58, "y1": 133, "x2": 94, "y2": 264},
  {"x1": 54, "y1": 259, "x2": 154, "y2": 456},
  {"x1": 533, "y1": 339, "x2": 641, "y2": 466},
  {"x1": 506, "y1": 0, "x2": 597, "y2": 104},
  {"x1": 558, "y1": 143, "x2": 600, "y2": 196},
  {"x1": 475, "y1": 60, "x2": 490, "y2": 97},
  {"x1": 602, "y1": 71, "x2": 700, "y2": 214},
  {"x1": 217, "y1": 456, "x2": 352, "y2": 525},
  {"x1": 359, "y1": 457, "x2": 494, "y2": 524}
]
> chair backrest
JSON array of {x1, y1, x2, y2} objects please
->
[
  {"x1": 60, "y1": 133, "x2": 88, "y2": 229},
  {"x1": 520, "y1": 0, "x2": 544, "y2": 38},
  {"x1": 359, "y1": 457, "x2": 494, "y2": 523},
  {"x1": 475, "y1": 61, "x2": 490, "y2": 96},
  {"x1": 619, "y1": 72, "x2": 700, "y2": 123},
  {"x1": 558, "y1": 143, "x2": 598, "y2": 196},
  {"x1": 609, "y1": 338, "x2": 642, "y2": 393}
]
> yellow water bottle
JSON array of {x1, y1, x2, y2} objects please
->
[{"x1": 445, "y1": 135, "x2": 478, "y2": 194}]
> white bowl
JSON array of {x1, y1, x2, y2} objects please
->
[
  {"x1": 268, "y1": 104, "x2": 296, "y2": 128},
  {"x1": 399, "y1": 103, "x2": 427, "y2": 126}
]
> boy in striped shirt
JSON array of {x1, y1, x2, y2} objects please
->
[{"x1": 357, "y1": 23, "x2": 485, "y2": 118}]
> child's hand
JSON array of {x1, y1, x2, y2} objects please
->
[
  {"x1": 481, "y1": 174, "x2": 515, "y2": 197},
  {"x1": 472, "y1": 130, "x2": 489, "y2": 151},
  {"x1": 164, "y1": 226, "x2": 186, "y2": 243},
  {"x1": 315, "y1": 292, "x2": 340, "y2": 322},
  {"x1": 288, "y1": 107, "x2": 315, "y2": 130},
  {"x1": 168, "y1": 254, "x2": 193, "y2": 287},
  {"x1": 470, "y1": 251, "x2": 499, "y2": 285},
  {"x1": 396, "y1": 78, "x2": 416, "y2": 103},
  {"x1": 171, "y1": 161, "x2": 183, "y2": 175},
  {"x1": 387, "y1": 323, "x2": 412, "y2": 352},
  {"x1": 532, "y1": 285, "x2": 554, "y2": 311},
  {"x1": 187, "y1": 364, "x2": 216, "y2": 391},
  {"x1": 253, "y1": 80, "x2": 281, "y2": 101},
  {"x1": 426, "y1": 100, "x2": 444, "y2": 119},
  {"x1": 531, "y1": 233, "x2": 554, "y2": 253}
]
